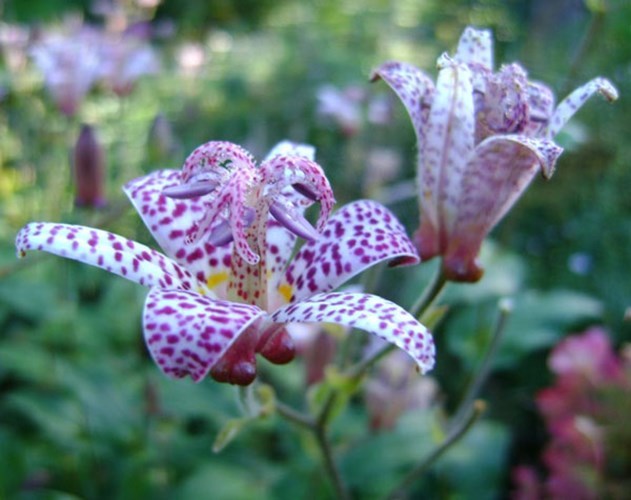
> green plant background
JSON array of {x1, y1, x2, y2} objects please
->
[{"x1": 1, "y1": 0, "x2": 630, "y2": 498}]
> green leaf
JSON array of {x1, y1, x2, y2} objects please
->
[
  {"x1": 0, "y1": 278, "x2": 58, "y2": 322},
  {"x1": 213, "y1": 417, "x2": 251, "y2": 453},
  {"x1": 446, "y1": 289, "x2": 603, "y2": 370},
  {"x1": 306, "y1": 366, "x2": 363, "y2": 422},
  {"x1": 434, "y1": 420, "x2": 510, "y2": 498},
  {"x1": 340, "y1": 409, "x2": 443, "y2": 497},
  {"x1": 176, "y1": 462, "x2": 274, "y2": 500}
]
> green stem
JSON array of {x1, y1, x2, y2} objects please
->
[
  {"x1": 450, "y1": 299, "x2": 512, "y2": 431},
  {"x1": 385, "y1": 401, "x2": 486, "y2": 500},
  {"x1": 275, "y1": 394, "x2": 350, "y2": 500},
  {"x1": 562, "y1": 5, "x2": 606, "y2": 96},
  {"x1": 409, "y1": 267, "x2": 447, "y2": 318},
  {"x1": 315, "y1": 423, "x2": 351, "y2": 500},
  {"x1": 275, "y1": 401, "x2": 315, "y2": 429}
]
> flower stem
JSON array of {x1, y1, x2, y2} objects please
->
[
  {"x1": 275, "y1": 400, "x2": 315, "y2": 429},
  {"x1": 409, "y1": 267, "x2": 447, "y2": 318},
  {"x1": 563, "y1": 4, "x2": 606, "y2": 96},
  {"x1": 275, "y1": 393, "x2": 350, "y2": 500},
  {"x1": 450, "y1": 298, "x2": 512, "y2": 431},
  {"x1": 385, "y1": 400, "x2": 486, "y2": 500},
  {"x1": 315, "y1": 423, "x2": 350, "y2": 500}
]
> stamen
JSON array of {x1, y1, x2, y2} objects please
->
[
  {"x1": 162, "y1": 180, "x2": 218, "y2": 199},
  {"x1": 292, "y1": 182, "x2": 319, "y2": 201},
  {"x1": 270, "y1": 201, "x2": 321, "y2": 241},
  {"x1": 206, "y1": 221, "x2": 234, "y2": 247},
  {"x1": 207, "y1": 208, "x2": 256, "y2": 247}
]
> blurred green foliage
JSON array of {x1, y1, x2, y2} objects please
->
[{"x1": 1, "y1": 0, "x2": 630, "y2": 498}]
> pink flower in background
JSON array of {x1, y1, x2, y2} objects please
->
[
  {"x1": 364, "y1": 348, "x2": 437, "y2": 430},
  {"x1": 99, "y1": 32, "x2": 160, "y2": 96},
  {"x1": 30, "y1": 26, "x2": 102, "y2": 116},
  {"x1": 538, "y1": 328, "x2": 624, "y2": 435},
  {"x1": 316, "y1": 84, "x2": 364, "y2": 136},
  {"x1": 30, "y1": 20, "x2": 160, "y2": 113},
  {"x1": 373, "y1": 26, "x2": 617, "y2": 282},
  {"x1": 16, "y1": 141, "x2": 434, "y2": 386},
  {"x1": 316, "y1": 84, "x2": 393, "y2": 136},
  {"x1": 512, "y1": 328, "x2": 631, "y2": 499},
  {"x1": 548, "y1": 327, "x2": 623, "y2": 385}
]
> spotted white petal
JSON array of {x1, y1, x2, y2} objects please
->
[
  {"x1": 442, "y1": 135, "x2": 563, "y2": 282},
  {"x1": 371, "y1": 61, "x2": 435, "y2": 148},
  {"x1": 426, "y1": 61, "x2": 476, "y2": 244},
  {"x1": 16, "y1": 222, "x2": 200, "y2": 291},
  {"x1": 546, "y1": 77, "x2": 618, "y2": 139},
  {"x1": 271, "y1": 292, "x2": 435, "y2": 374},
  {"x1": 143, "y1": 287, "x2": 266, "y2": 381},
  {"x1": 265, "y1": 219, "x2": 298, "y2": 308},
  {"x1": 124, "y1": 170, "x2": 233, "y2": 292},
  {"x1": 281, "y1": 200, "x2": 419, "y2": 303},
  {"x1": 454, "y1": 26, "x2": 493, "y2": 70}
]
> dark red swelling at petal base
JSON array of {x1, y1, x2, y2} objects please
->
[
  {"x1": 209, "y1": 326, "x2": 296, "y2": 385},
  {"x1": 210, "y1": 328, "x2": 258, "y2": 385},
  {"x1": 257, "y1": 328, "x2": 296, "y2": 365}
]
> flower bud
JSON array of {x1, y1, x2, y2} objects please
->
[{"x1": 73, "y1": 124, "x2": 106, "y2": 208}]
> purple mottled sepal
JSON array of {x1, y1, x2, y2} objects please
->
[
  {"x1": 123, "y1": 169, "x2": 233, "y2": 288},
  {"x1": 16, "y1": 222, "x2": 199, "y2": 291},
  {"x1": 143, "y1": 287, "x2": 266, "y2": 382},
  {"x1": 282, "y1": 200, "x2": 419, "y2": 303},
  {"x1": 271, "y1": 292, "x2": 435, "y2": 374}
]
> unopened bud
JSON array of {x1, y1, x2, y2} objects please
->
[{"x1": 73, "y1": 124, "x2": 106, "y2": 208}]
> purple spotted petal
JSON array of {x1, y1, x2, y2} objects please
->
[
  {"x1": 545, "y1": 77, "x2": 618, "y2": 139},
  {"x1": 454, "y1": 26, "x2": 493, "y2": 70},
  {"x1": 423, "y1": 61, "x2": 475, "y2": 246},
  {"x1": 440, "y1": 135, "x2": 562, "y2": 282},
  {"x1": 271, "y1": 292, "x2": 435, "y2": 374},
  {"x1": 16, "y1": 222, "x2": 199, "y2": 290},
  {"x1": 523, "y1": 81, "x2": 555, "y2": 136},
  {"x1": 370, "y1": 61, "x2": 435, "y2": 147},
  {"x1": 124, "y1": 170, "x2": 233, "y2": 290},
  {"x1": 143, "y1": 287, "x2": 266, "y2": 381},
  {"x1": 281, "y1": 200, "x2": 419, "y2": 303}
]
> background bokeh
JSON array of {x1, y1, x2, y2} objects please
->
[{"x1": 1, "y1": 0, "x2": 630, "y2": 498}]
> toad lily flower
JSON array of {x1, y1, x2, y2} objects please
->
[
  {"x1": 372, "y1": 26, "x2": 618, "y2": 282},
  {"x1": 16, "y1": 141, "x2": 434, "y2": 385}
]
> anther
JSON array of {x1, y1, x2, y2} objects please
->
[{"x1": 270, "y1": 201, "x2": 320, "y2": 241}]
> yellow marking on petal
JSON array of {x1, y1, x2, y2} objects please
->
[
  {"x1": 278, "y1": 283, "x2": 293, "y2": 303},
  {"x1": 206, "y1": 271, "x2": 229, "y2": 290},
  {"x1": 197, "y1": 287, "x2": 207, "y2": 296}
]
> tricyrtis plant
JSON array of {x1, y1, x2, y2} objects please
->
[
  {"x1": 14, "y1": 24, "x2": 618, "y2": 500},
  {"x1": 372, "y1": 27, "x2": 617, "y2": 282},
  {"x1": 16, "y1": 141, "x2": 434, "y2": 387}
]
